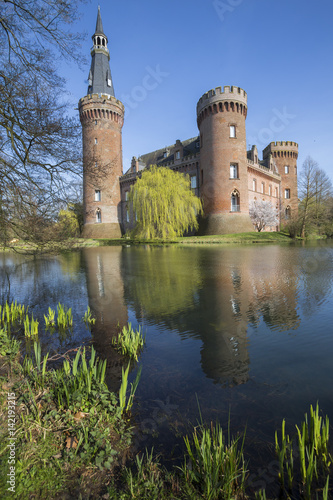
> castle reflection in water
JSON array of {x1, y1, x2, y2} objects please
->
[{"x1": 82, "y1": 245, "x2": 303, "y2": 387}]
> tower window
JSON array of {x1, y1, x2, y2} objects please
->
[
  {"x1": 285, "y1": 189, "x2": 290, "y2": 199},
  {"x1": 94, "y1": 138, "x2": 98, "y2": 144},
  {"x1": 285, "y1": 165, "x2": 289, "y2": 174},
  {"x1": 191, "y1": 176, "x2": 197, "y2": 189},
  {"x1": 231, "y1": 191, "x2": 240, "y2": 212},
  {"x1": 261, "y1": 182, "x2": 265, "y2": 194},
  {"x1": 95, "y1": 120, "x2": 97, "y2": 125},
  {"x1": 285, "y1": 206, "x2": 291, "y2": 219},
  {"x1": 253, "y1": 179, "x2": 256, "y2": 191},
  {"x1": 230, "y1": 164, "x2": 238, "y2": 179},
  {"x1": 275, "y1": 187, "x2": 278, "y2": 197},
  {"x1": 175, "y1": 151, "x2": 180, "y2": 160},
  {"x1": 269, "y1": 185, "x2": 272, "y2": 196},
  {"x1": 96, "y1": 209, "x2": 101, "y2": 223},
  {"x1": 230, "y1": 125, "x2": 236, "y2": 138},
  {"x1": 95, "y1": 190, "x2": 101, "y2": 201},
  {"x1": 125, "y1": 191, "x2": 129, "y2": 201},
  {"x1": 126, "y1": 209, "x2": 130, "y2": 223}
]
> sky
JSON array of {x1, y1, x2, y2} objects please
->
[{"x1": 64, "y1": 0, "x2": 333, "y2": 180}]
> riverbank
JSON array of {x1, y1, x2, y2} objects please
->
[
  {"x1": 3, "y1": 231, "x2": 327, "y2": 254},
  {"x1": 0, "y1": 301, "x2": 332, "y2": 499}
]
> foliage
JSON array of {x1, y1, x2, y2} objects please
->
[
  {"x1": 128, "y1": 165, "x2": 203, "y2": 239},
  {"x1": 119, "y1": 362, "x2": 142, "y2": 414},
  {"x1": 83, "y1": 306, "x2": 96, "y2": 326},
  {"x1": 180, "y1": 421, "x2": 247, "y2": 500},
  {"x1": 57, "y1": 302, "x2": 73, "y2": 331},
  {"x1": 275, "y1": 403, "x2": 332, "y2": 499},
  {"x1": 44, "y1": 306, "x2": 56, "y2": 328},
  {"x1": 113, "y1": 323, "x2": 145, "y2": 361},
  {"x1": 0, "y1": 327, "x2": 20, "y2": 359},
  {"x1": 249, "y1": 200, "x2": 279, "y2": 232},
  {"x1": 57, "y1": 205, "x2": 81, "y2": 237},
  {"x1": 23, "y1": 313, "x2": 39, "y2": 337}
]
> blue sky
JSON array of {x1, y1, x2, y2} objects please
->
[{"x1": 65, "y1": 0, "x2": 333, "y2": 179}]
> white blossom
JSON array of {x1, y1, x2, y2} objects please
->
[{"x1": 249, "y1": 200, "x2": 279, "y2": 232}]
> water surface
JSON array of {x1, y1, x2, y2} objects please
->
[{"x1": 1, "y1": 242, "x2": 333, "y2": 488}]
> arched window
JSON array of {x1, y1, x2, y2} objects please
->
[
  {"x1": 97, "y1": 36, "x2": 101, "y2": 45},
  {"x1": 96, "y1": 209, "x2": 101, "y2": 223},
  {"x1": 285, "y1": 206, "x2": 291, "y2": 219},
  {"x1": 231, "y1": 190, "x2": 240, "y2": 212}
]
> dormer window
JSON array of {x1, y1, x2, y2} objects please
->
[{"x1": 175, "y1": 151, "x2": 180, "y2": 160}]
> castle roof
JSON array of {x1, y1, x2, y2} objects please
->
[
  {"x1": 94, "y1": 6, "x2": 105, "y2": 35},
  {"x1": 138, "y1": 136, "x2": 200, "y2": 168},
  {"x1": 87, "y1": 7, "x2": 115, "y2": 97}
]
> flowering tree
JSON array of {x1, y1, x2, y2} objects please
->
[{"x1": 249, "y1": 200, "x2": 279, "y2": 232}]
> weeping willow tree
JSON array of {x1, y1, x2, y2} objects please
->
[{"x1": 128, "y1": 165, "x2": 203, "y2": 239}]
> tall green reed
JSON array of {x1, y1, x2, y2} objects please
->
[
  {"x1": 180, "y1": 420, "x2": 247, "y2": 500},
  {"x1": 112, "y1": 323, "x2": 145, "y2": 361},
  {"x1": 119, "y1": 362, "x2": 142, "y2": 414}
]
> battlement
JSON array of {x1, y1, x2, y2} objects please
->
[
  {"x1": 264, "y1": 141, "x2": 298, "y2": 149},
  {"x1": 79, "y1": 93, "x2": 124, "y2": 108},
  {"x1": 197, "y1": 85, "x2": 247, "y2": 115},
  {"x1": 263, "y1": 141, "x2": 298, "y2": 160}
]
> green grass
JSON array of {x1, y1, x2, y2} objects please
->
[{"x1": 177, "y1": 231, "x2": 296, "y2": 245}]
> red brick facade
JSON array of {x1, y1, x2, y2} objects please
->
[{"x1": 79, "y1": 94, "x2": 124, "y2": 238}]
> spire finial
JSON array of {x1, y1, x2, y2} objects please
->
[{"x1": 95, "y1": 5, "x2": 104, "y2": 35}]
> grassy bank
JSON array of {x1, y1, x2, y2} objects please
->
[
  {"x1": 0, "y1": 301, "x2": 332, "y2": 499},
  {"x1": 1, "y1": 231, "x2": 300, "y2": 254}
]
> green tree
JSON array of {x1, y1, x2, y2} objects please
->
[{"x1": 128, "y1": 165, "x2": 203, "y2": 239}]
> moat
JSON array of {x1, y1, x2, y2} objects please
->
[{"x1": 1, "y1": 241, "x2": 333, "y2": 486}]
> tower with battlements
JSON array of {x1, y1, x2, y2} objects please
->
[
  {"x1": 79, "y1": 6, "x2": 124, "y2": 238},
  {"x1": 263, "y1": 141, "x2": 299, "y2": 219},
  {"x1": 196, "y1": 86, "x2": 254, "y2": 234}
]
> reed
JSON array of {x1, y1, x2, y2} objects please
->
[
  {"x1": 44, "y1": 307, "x2": 56, "y2": 329},
  {"x1": 180, "y1": 421, "x2": 247, "y2": 500},
  {"x1": 52, "y1": 346, "x2": 108, "y2": 409},
  {"x1": 56, "y1": 303, "x2": 73, "y2": 330},
  {"x1": 23, "y1": 313, "x2": 39, "y2": 337},
  {"x1": 82, "y1": 306, "x2": 96, "y2": 326},
  {"x1": 0, "y1": 300, "x2": 26, "y2": 328},
  {"x1": 112, "y1": 323, "x2": 145, "y2": 361},
  {"x1": 119, "y1": 362, "x2": 142, "y2": 414}
]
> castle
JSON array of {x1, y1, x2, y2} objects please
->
[{"x1": 79, "y1": 7, "x2": 298, "y2": 239}]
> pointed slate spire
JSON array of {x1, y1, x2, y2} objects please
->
[
  {"x1": 87, "y1": 6, "x2": 115, "y2": 97},
  {"x1": 95, "y1": 5, "x2": 104, "y2": 35}
]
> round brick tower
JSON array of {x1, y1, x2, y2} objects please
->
[
  {"x1": 197, "y1": 86, "x2": 253, "y2": 234},
  {"x1": 263, "y1": 141, "x2": 298, "y2": 220},
  {"x1": 79, "y1": 7, "x2": 124, "y2": 238}
]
